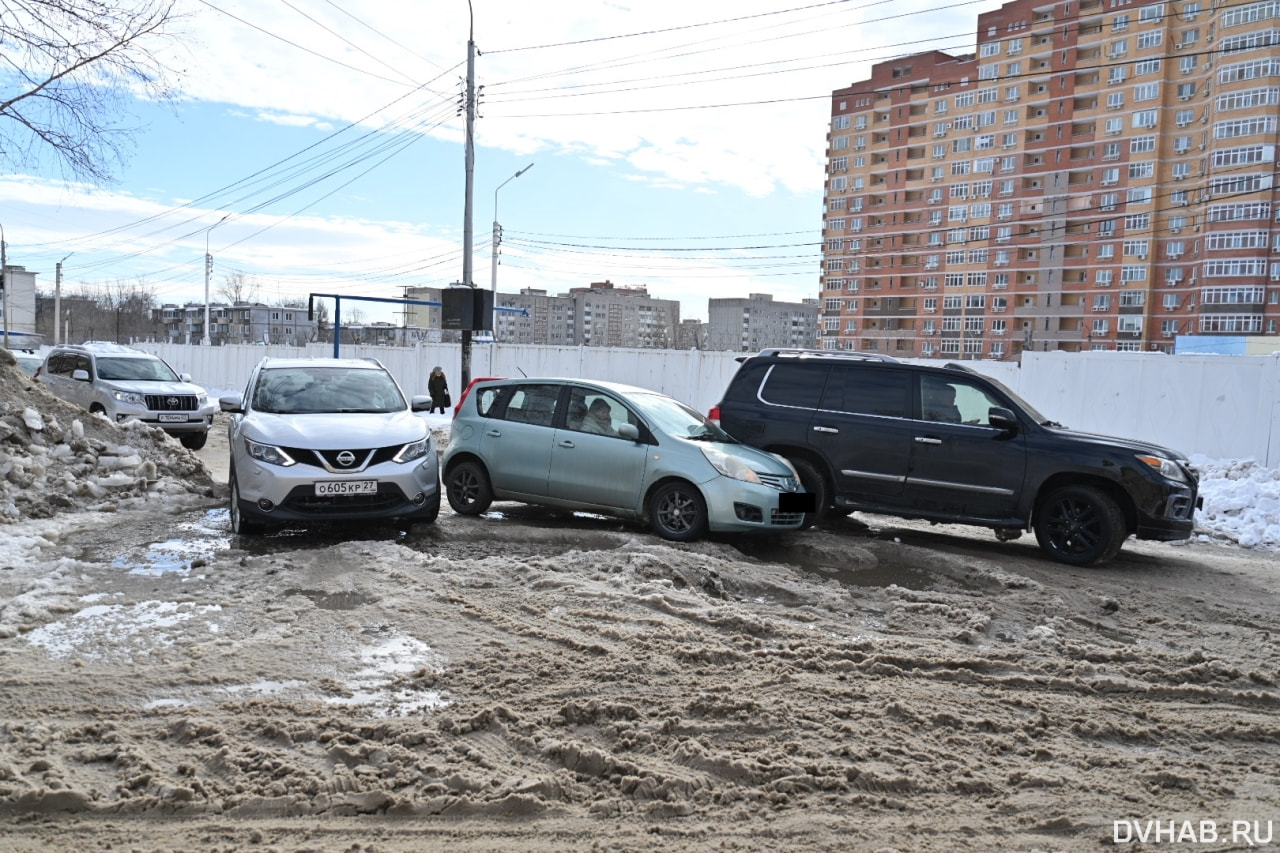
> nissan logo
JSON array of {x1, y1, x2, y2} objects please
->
[{"x1": 336, "y1": 451, "x2": 356, "y2": 467}]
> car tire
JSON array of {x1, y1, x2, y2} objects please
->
[
  {"x1": 90, "y1": 403, "x2": 107, "y2": 417},
  {"x1": 180, "y1": 431, "x2": 208, "y2": 451},
  {"x1": 648, "y1": 480, "x2": 708, "y2": 542},
  {"x1": 446, "y1": 461, "x2": 493, "y2": 515},
  {"x1": 1033, "y1": 485, "x2": 1126, "y2": 567},
  {"x1": 790, "y1": 457, "x2": 831, "y2": 529},
  {"x1": 228, "y1": 468, "x2": 266, "y2": 535}
]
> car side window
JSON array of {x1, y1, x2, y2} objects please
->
[
  {"x1": 919, "y1": 377, "x2": 1003, "y2": 426},
  {"x1": 499, "y1": 384, "x2": 560, "y2": 427},
  {"x1": 565, "y1": 388, "x2": 635, "y2": 438},
  {"x1": 759, "y1": 364, "x2": 828, "y2": 408},
  {"x1": 474, "y1": 387, "x2": 502, "y2": 417},
  {"x1": 824, "y1": 367, "x2": 909, "y2": 417}
]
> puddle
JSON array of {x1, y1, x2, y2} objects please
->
[
  {"x1": 284, "y1": 588, "x2": 377, "y2": 610},
  {"x1": 96, "y1": 509, "x2": 232, "y2": 576}
]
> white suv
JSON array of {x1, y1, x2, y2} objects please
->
[{"x1": 37, "y1": 343, "x2": 216, "y2": 449}]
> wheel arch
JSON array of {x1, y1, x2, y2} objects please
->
[
  {"x1": 641, "y1": 475, "x2": 705, "y2": 522},
  {"x1": 1032, "y1": 472, "x2": 1137, "y2": 535},
  {"x1": 443, "y1": 451, "x2": 488, "y2": 480}
]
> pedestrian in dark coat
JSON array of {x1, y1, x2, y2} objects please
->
[{"x1": 428, "y1": 366, "x2": 450, "y2": 414}]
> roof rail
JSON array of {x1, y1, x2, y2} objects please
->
[{"x1": 753, "y1": 348, "x2": 900, "y2": 363}]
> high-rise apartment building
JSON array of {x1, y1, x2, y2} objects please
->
[{"x1": 821, "y1": 0, "x2": 1280, "y2": 359}]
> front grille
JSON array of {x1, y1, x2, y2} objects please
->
[
  {"x1": 770, "y1": 509, "x2": 805, "y2": 526},
  {"x1": 145, "y1": 394, "x2": 199, "y2": 411},
  {"x1": 282, "y1": 445, "x2": 402, "y2": 471},
  {"x1": 757, "y1": 473, "x2": 799, "y2": 492},
  {"x1": 281, "y1": 483, "x2": 411, "y2": 515}
]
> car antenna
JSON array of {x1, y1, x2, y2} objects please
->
[{"x1": 517, "y1": 367, "x2": 527, "y2": 377}]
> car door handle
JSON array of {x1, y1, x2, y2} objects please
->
[
  {"x1": 485, "y1": 429, "x2": 502, "y2": 437},
  {"x1": 558, "y1": 440, "x2": 575, "y2": 448},
  {"x1": 915, "y1": 436, "x2": 943, "y2": 445},
  {"x1": 813, "y1": 426, "x2": 839, "y2": 434}
]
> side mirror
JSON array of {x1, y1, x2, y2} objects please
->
[
  {"x1": 618, "y1": 423, "x2": 640, "y2": 441},
  {"x1": 180, "y1": 373, "x2": 193, "y2": 383},
  {"x1": 72, "y1": 369, "x2": 90, "y2": 382},
  {"x1": 988, "y1": 406, "x2": 1018, "y2": 433},
  {"x1": 219, "y1": 395, "x2": 244, "y2": 414},
  {"x1": 410, "y1": 394, "x2": 432, "y2": 412}
]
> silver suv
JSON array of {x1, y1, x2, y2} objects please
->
[
  {"x1": 218, "y1": 357, "x2": 440, "y2": 535},
  {"x1": 37, "y1": 343, "x2": 216, "y2": 450}
]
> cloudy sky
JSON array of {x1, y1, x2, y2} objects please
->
[{"x1": 1, "y1": 0, "x2": 995, "y2": 324}]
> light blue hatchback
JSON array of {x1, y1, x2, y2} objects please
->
[{"x1": 442, "y1": 378, "x2": 811, "y2": 541}]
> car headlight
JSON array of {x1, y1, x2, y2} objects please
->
[
  {"x1": 394, "y1": 436, "x2": 431, "y2": 464},
  {"x1": 198, "y1": 392, "x2": 210, "y2": 407},
  {"x1": 112, "y1": 390, "x2": 146, "y2": 405},
  {"x1": 245, "y1": 438, "x2": 296, "y2": 467},
  {"x1": 1136, "y1": 453, "x2": 1188, "y2": 483},
  {"x1": 701, "y1": 445, "x2": 762, "y2": 485}
]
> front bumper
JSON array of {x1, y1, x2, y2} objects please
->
[
  {"x1": 1134, "y1": 481, "x2": 1200, "y2": 542},
  {"x1": 111, "y1": 403, "x2": 217, "y2": 435},
  {"x1": 703, "y1": 477, "x2": 808, "y2": 534},
  {"x1": 234, "y1": 455, "x2": 441, "y2": 524}
]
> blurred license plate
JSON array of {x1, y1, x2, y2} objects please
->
[
  {"x1": 158, "y1": 414, "x2": 188, "y2": 423},
  {"x1": 315, "y1": 480, "x2": 377, "y2": 496},
  {"x1": 779, "y1": 492, "x2": 817, "y2": 512}
]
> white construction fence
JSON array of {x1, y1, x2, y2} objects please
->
[{"x1": 133, "y1": 342, "x2": 1280, "y2": 468}]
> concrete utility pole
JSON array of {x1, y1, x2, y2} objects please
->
[
  {"x1": 204, "y1": 213, "x2": 230, "y2": 346},
  {"x1": 460, "y1": 0, "x2": 477, "y2": 388},
  {"x1": 55, "y1": 253, "x2": 71, "y2": 346}
]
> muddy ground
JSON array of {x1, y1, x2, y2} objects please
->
[{"x1": 1, "y1": 359, "x2": 1278, "y2": 851}]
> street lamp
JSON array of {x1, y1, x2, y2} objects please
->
[
  {"x1": 203, "y1": 213, "x2": 230, "y2": 346},
  {"x1": 490, "y1": 163, "x2": 534, "y2": 338}
]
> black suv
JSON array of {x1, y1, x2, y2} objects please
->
[{"x1": 710, "y1": 349, "x2": 1201, "y2": 566}]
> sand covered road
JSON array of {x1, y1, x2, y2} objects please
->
[{"x1": 1, "y1": 360, "x2": 1278, "y2": 851}]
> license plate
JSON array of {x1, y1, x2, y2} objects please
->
[
  {"x1": 315, "y1": 480, "x2": 378, "y2": 496},
  {"x1": 158, "y1": 414, "x2": 188, "y2": 423}
]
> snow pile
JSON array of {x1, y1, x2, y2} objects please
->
[
  {"x1": 1192, "y1": 456, "x2": 1280, "y2": 549},
  {"x1": 0, "y1": 350, "x2": 217, "y2": 523}
]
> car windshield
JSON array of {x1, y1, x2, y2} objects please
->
[
  {"x1": 627, "y1": 391, "x2": 735, "y2": 442},
  {"x1": 95, "y1": 357, "x2": 181, "y2": 382},
  {"x1": 252, "y1": 366, "x2": 406, "y2": 414}
]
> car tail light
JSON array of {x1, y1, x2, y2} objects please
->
[{"x1": 707, "y1": 405, "x2": 721, "y2": 426}]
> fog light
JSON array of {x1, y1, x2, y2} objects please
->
[
  {"x1": 411, "y1": 492, "x2": 426, "y2": 506},
  {"x1": 734, "y1": 502, "x2": 763, "y2": 523},
  {"x1": 257, "y1": 499, "x2": 275, "y2": 512}
]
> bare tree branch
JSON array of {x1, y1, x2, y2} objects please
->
[{"x1": 0, "y1": 0, "x2": 187, "y2": 183}]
